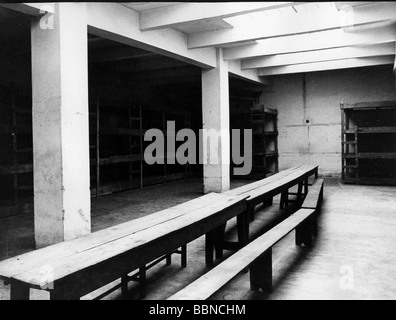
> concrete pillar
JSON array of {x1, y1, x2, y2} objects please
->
[
  {"x1": 31, "y1": 3, "x2": 90, "y2": 248},
  {"x1": 202, "y1": 48, "x2": 230, "y2": 193}
]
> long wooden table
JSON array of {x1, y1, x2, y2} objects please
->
[
  {"x1": 0, "y1": 192, "x2": 247, "y2": 300},
  {"x1": 209, "y1": 165, "x2": 319, "y2": 261}
]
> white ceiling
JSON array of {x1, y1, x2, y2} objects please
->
[{"x1": 120, "y1": 2, "x2": 396, "y2": 76}]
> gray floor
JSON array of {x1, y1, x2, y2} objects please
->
[{"x1": 0, "y1": 177, "x2": 395, "y2": 300}]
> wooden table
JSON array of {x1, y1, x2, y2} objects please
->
[
  {"x1": 0, "y1": 192, "x2": 247, "y2": 300},
  {"x1": 214, "y1": 165, "x2": 319, "y2": 255}
]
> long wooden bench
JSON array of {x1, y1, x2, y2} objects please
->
[
  {"x1": 0, "y1": 192, "x2": 247, "y2": 300},
  {"x1": 168, "y1": 179, "x2": 324, "y2": 300},
  {"x1": 208, "y1": 165, "x2": 318, "y2": 265}
]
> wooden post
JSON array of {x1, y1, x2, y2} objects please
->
[
  {"x1": 296, "y1": 181, "x2": 303, "y2": 205},
  {"x1": 121, "y1": 274, "x2": 129, "y2": 297},
  {"x1": 215, "y1": 223, "x2": 227, "y2": 260},
  {"x1": 166, "y1": 254, "x2": 172, "y2": 266},
  {"x1": 250, "y1": 248, "x2": 272, "y2": 293},
  {"x1": 296, "y1": 220, "x2": 312, "y2": 247},
  {"x1": 10, "y1": 281, "x2": 30, "y2": 300},
  {"x1": 181, "y1": 244, "x2": 187, "y2": 268},
  {"x1": 139, "y1": 266, "x2": 146, "y2": 299},
  {"x1": 237, "y1": 210, "x2": 249, "y2": 248},
  {"x1": 205, "y1": 230, "x2": 216, "y2": 267}
]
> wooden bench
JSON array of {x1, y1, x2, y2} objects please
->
[
  {"x1": 168, "y1": 180, "x2": 324, "y2": 300},
  {"x1": 0, "y1": 192, "x2": 247, "y2": 300},
  {"x1": 209, "y1": 165, "x2": 318, "y2": 264}
]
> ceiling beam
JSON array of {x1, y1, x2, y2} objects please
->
[
  {"x1": 188, "y1": 2, "x2": 396, "y2": 49},
  {"x1": 138, "y1": 2, "x2": 299, "y2": 31},
  {"x1": 87, "y1": 3, "x2": 263, "y2": 84},
  {"x1": 227, "y1": 60, "x2": 268, "y2": 85},
  {"x1": 89, "y1": 45, "x2": 157, "y2": 63},
  {"x1": 0, "y1": 3, "x2": 54, "y2": 16},
  {"x1": 258, "y1": 55, "x2": 395, "y2": 76},
  {"x1": 242, "y1": 43, "x2": 396, "y2": 69},
  {"x1": 87, "y1": 2, "x2": 216, "y2": 69},
  {"x1": 223, "y1": 24, "x2": 396, "y2": 60}
]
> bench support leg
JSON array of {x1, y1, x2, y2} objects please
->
[
  {"x1": 166, "y1": 254, "x2": 172, "y2": 266},
  {"x1": 280, "y1": 190, "x2": 288, "y2": 209},
  {"x1": 250, "y1": 248, "x2": 272, "y2": 293},
  {"x1": 205, "y1": 230, "x2": 216, "y2": 267},
  {"x1": 139, "y1": 266, "x2": 146, "y2": 299},
  {"x1": 121, "y1": 275, "x2": 129, "y2": 297},
  {"x1": 248, "y1": 204, "x2": 255, "y2": 222},
  {"x1": 296, "y1": 220, "x2": 312, "y2": 247},
  {"x1": 10, "y1": 281, "x2": 29, "y2": 300},
  {"x1": 304, "y1": 176, "x2": 309, "y2": 196},
  {"x1": 181, "y1": 244, "x2": 187, "y2": 268},
  {"x1": 297, "y1": 181, "x2": 303, "y2": 205},
  {"x1": 215, "y1": 224, "x2": 226, "y2": 260},
  {"x1": 312, "y1": 213, "x2": 318, "y2": 237},
  {"x1": 263, "y1": 197, "x2": 273, "y2": 207},
  {"x1": 237, "y1": 211, "x2": 249, "y2": 248}
]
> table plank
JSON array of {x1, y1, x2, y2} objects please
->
[
  {"x1": 12, "y1": 195, "x2": 248, "y2": 288},
  {"x1": 0, "y1": 192, "x2": 222, "y2": 281}
]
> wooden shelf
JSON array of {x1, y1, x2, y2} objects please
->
[
  {"x1": 264, "y1": 131, "x2": 278, "y2": 136},
  {"x1": 358, "y1": 126, "x2": 396, "y2": 133},
  {"x1": 96, "y1": 154, "x2": 141, "y2": 166},
  {"x1": 341, "y1": 101, "x2": 396, "y2": 186},
  {"x1": 0, "y1": 164, "x2": 33, "y2": 175},
  {"x1": 358, "y1": 152, "x2": 396, "y2": 159}
]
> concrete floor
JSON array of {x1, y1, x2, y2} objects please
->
[{"x1": 0, "y1": 177, "x2": 395, "y2": 300}]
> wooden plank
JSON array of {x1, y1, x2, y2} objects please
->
[
  {"x1": 168, "y1": 208, "x2": 315, "y2": 300},
  {"x1": 51, "y1": 200, "x2": 246, "y2": 298},
  {"x1": 227, "y1": 165, "x2": 317, "y2": 202},
  {"x1": 0, "y1": 164, "x2": 33, "y2": 175},
  {"x1": 12, "y1": 195, "x2": 247, "y2": 290},
  {"x1": 225, "y1": 165, "x2": 302, "y2": 197},
  {"x1": 0, "y1": 192, "x2": 222, "y2": 281},
  {"x1": 358, "y1": 153, "x2": 396, "y2": 159},
  {"x1": 301, "y1": 179, "x2": 324, "y2": 209},
  {"x1": 245, "y1": 165, "x2": 318, "y2": 204},
  {"x1": 358, "y1": 127, "x2": 396, "y2": 133},
  {"x1": 98, "y1": 154, "x2": 140, "y2": 165},
  {"x1": 343, "y1": 101, "x2": 396, "y2": 109}
]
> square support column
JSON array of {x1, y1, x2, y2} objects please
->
[
  {"x1": 31, "y1": 3, "x2": 90, "y2": 248},
  {"x1": 201, "y1": 48, "x2": 230, "y2": 193}
]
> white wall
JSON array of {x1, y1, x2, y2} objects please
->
[{"x1": 260, "y1": 65, "x2": 396, "y2": 177}]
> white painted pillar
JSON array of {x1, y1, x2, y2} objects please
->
[
  {"x1": 201, "y1": 48, "x2": 230, "y2": 193},
  {"x1": 31, "y1": 3, "x2": 90, "y2": 248}
]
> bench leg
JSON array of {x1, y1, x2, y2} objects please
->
[
  {"x1": 296, "y1": 220, "x2": 312, "y2": 247},
  {"x1": 296, "y1": 181, "x2": 303, "y2": 205},
  {"x1": 304, "y1": 176, "x2": 309, "y2": 196},
  {"x1": 215, "y1": 224, "x2": 226, "y2": 260},
  {"x1": 10, "y1": 281, "x2": 29, "y2": 300},
  {"x1": 181, "y1": 244, "x2": 187, "y2": 268},
  {"x1": 250, "y1": 248, "x2": 272, "y2": 293},
  {"x1": 280, "y1": 190, "x2": 288, "y2": 209},
  {"x1": 166, "y1": 254, "x2": 172, "y2": 266},
  {"x1": 263, "y1": 197, "x2": 273, "y2": 207},
  {"x1": 50, "y1": 289, "x2": 79, "y2": 300},
  {"x1": 121, "y1": 275, "x2": 129, "y2": 297},
  {"x1": 237, "y1": 211, "x2": 249, "y2": 248},
  {"x1": 248, "y1": 204, "x2": 255, "y2": 222},
  {"x1": 139, "y1": 266, "x2": 146, "y2": 299},
  {"x1": 205, "y1": 230, "x2": 216, "y2": 267},
  {"x1": 312, "y1": 213, "x2": 318, "y2": 237}
]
